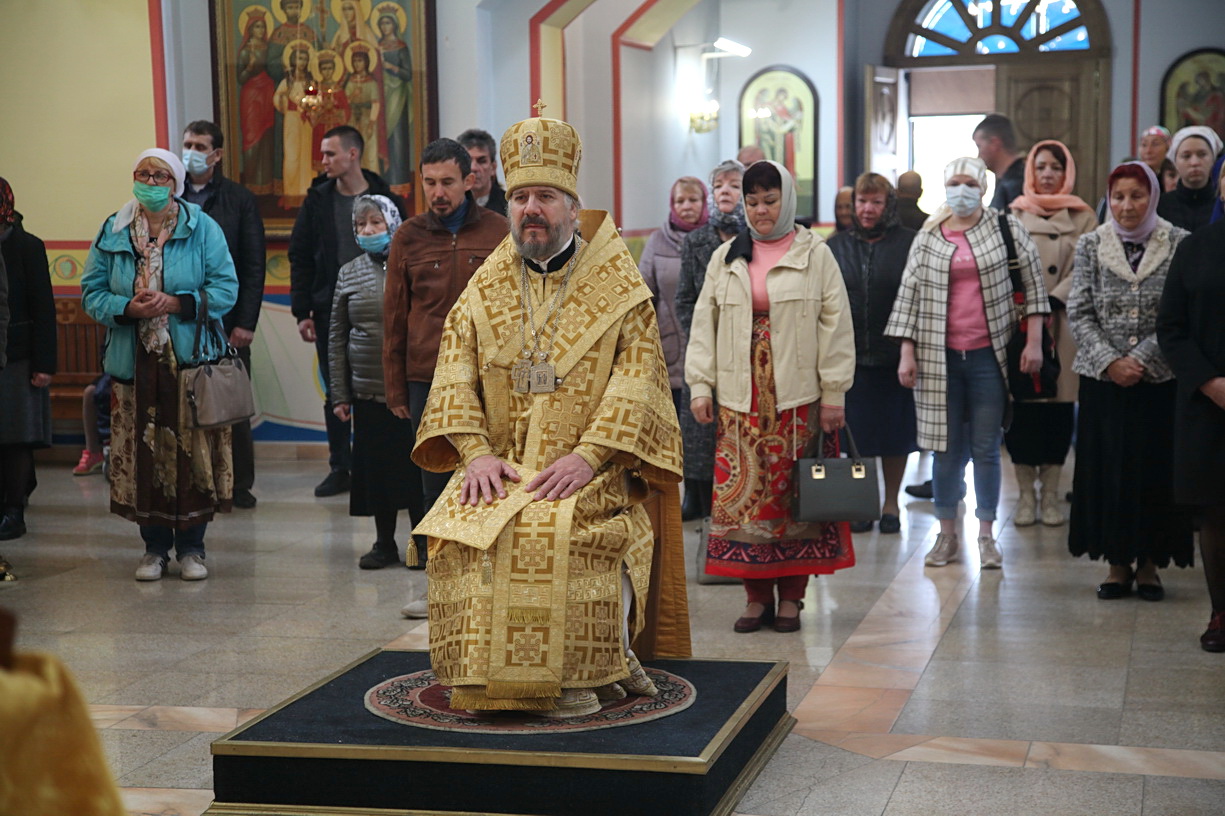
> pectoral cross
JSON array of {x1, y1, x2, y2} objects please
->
[{"x1": 533, "y1": 98, "x2": 547, "y2": 117}]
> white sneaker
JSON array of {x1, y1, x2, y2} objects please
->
[
  {"x1": 924, "y1": 533, "x2": 959, "y2": 567},
  {"x1": 978, "y1": 535, "x2": 1003, "y2": 569},
  {"x1": 401, "y1": 599, "x2": 428, "y2": 619},
  {"x1": 179, "y1": 554, "x2": 209, "y2": 581},
  {"x1": 135, "y1": 553, "x2": 167, "y2": 581}
]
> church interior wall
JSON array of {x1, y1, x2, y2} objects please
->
[{"x1": 0, "y1": 0, "x2": 162, "y2": 243}]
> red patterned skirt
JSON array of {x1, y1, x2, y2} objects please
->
[{"x1": 705, "y1": 314, "x2": 854, "y2": 579}]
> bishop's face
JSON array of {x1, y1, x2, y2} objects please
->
[{"x1": 509, "y1": 185, "x2": 577, "y2": 261}]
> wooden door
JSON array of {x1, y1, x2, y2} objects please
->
[
  {"x1": 995, "y1": 57, "x2": 1111, "y2": 205},
  {"x1": 864, "y1": 65, "x2": 905, "y2": 183}
]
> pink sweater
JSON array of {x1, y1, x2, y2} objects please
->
[
  {"x1": 748, "y1": 231, "x2": 797, "y2": 310},
  {"x1": 941, "y1": 225, "x2": 990, "y2": 351}
]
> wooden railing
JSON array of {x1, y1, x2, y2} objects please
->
[{"x1": 51, "y1": 297, "x2": 106, "y2": 423}]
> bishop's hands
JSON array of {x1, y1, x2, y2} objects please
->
[
  {"x1": 460, "y1": 452, "x2": 595, "y2": 505},
  {"x1": 526, "y1": 454, "x2": 594, "y2": 501},
  {"x1": 461, "y1": 455, "x2": 521, "y2": 506}
]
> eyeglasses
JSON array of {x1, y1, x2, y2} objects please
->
[{"x1": 134, "y1": 169, "x2": 173, "y2": 185}]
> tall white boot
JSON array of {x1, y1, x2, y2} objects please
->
[
  {"x1": 1038, "y1": 465, "x2": 1066, "y2": 526},
  {"x1": 1014, "y1": 464, "x2": 1038, "y2": 527}
]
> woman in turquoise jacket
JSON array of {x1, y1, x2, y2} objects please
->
[{"x1": 81, "y1": 148, "x2": 239, "y2": 582}]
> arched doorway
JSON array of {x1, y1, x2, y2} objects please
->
[{"x1": 881, "y1": 0, "x2": 1113, "y2": 201}]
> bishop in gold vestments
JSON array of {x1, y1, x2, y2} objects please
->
[{"x1": 411, "y1": 113, "x2": 687, "y2": 717}]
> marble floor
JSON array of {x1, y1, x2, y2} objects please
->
[{"x1": 2, "y1": 453, "x2": 1224, "y2": 815}]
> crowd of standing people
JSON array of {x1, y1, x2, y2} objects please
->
[
  {"x1": 2, "y1": 108, "x2": 1223, "y2": 655},
  {"x1": 648, "y1": 114, "x2": 1225, "y2": 651}
]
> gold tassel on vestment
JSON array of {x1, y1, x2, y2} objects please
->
[
  {"x1": 506, "y1": 608, "x2": 551, "y2": 624},
  {"x1": 449, "y1": 686, "x2": 557, "y2": 711},
  {"x1": 404, "y1": 540, "x2": 419, "y2": 568}
]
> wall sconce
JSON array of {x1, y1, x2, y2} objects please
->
[
  {"x1": 690, "y1": 99, "x2": 720, "y2": 133},
  {"x1": 676, "y1": 37, "x2": 750, "y2": 135}
]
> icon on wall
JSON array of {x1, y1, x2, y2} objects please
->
[
  {"x1": 211, "y1": 0, "x2": 438, "y2": 237},
  {"x1": 1161, "y1": 48, "x2": 1225, "y2": 145},
  {"x1": 739, "y1": 65, "x2": 819, "y2": 221}
]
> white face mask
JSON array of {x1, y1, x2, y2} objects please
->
[
  {"x1": 182, "y1": 149, "x2": 210, "y2": 177},
  {"x1": 945, "y1": 184, "x2": 982, "y2": 217}
]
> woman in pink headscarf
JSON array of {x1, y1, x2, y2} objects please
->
[
  {"x1": 1067, "y1": 161, "x2": 1193, "y2": 602},
  {"x1": 1004, "y1": 140, "x2": 1098, "y2": 527},
  {"x1": 638, "y1": 177, "x2": 709, "y2": 428}
]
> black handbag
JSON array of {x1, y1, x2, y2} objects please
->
[
  {"x1": 999, "y1": 214, "x2": 1060, "y2": 401},
  {"x1": 793, "y1": 425, "x2": 880, "y2": 523}
]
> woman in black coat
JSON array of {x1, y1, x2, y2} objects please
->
[
  {"x1": 1157, "y1": 217, "x2": 1225, "y2": 653},
  {"x1": 0, "y1": 177, "x2": 56, "y2": 541}
]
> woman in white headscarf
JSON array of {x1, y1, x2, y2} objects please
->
[
  {"x1": 686, "y1": 160, "x2": 856, "y2": 635},
  {"x1": 1158, "y1": 125, "x2": 1224, "y2": 232},
  {"x1": 80, "y1": 149, "x2": 238, "y2": 582},
  {"x1": 884, "y1": 157, "x2": 1048, "y2": 570}
]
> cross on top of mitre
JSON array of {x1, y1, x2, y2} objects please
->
[{"x1": 533, "y1": 99, "x2": 547, "y2": 117}]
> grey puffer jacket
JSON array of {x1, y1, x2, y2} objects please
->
[{"x1": 328, "y1": 252, "x2": 388, "y2": 403}]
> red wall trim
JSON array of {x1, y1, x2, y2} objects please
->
[
  {"x1": 1130, "y1": 0, "x2": 1141, "y2": 152},
  {"x1": 611, "y1": 0, "x2": 661, "y2": 226},
  {"x1": 530, "y1": 0, "x2": 573, "y2": 116},
  {"x1": 148, "y1": 0, "x2": 169, "y2": 149}
]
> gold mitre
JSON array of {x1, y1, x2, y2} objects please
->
[{"x1": 500, "y1": 100, "x2": 582, "y2": 199}]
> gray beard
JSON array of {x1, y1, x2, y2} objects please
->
[{"x1": 513, "y1": 222, "x2": 572, "y2": 261}]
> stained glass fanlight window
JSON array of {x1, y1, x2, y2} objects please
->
[{"x1": 909, "y1": 0, "x2": 1090, "y2": 58}]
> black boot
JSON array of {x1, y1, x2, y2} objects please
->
[
  {"x1": 358, "y1": 540, "x2": 400, "y2": 569},
  {"x1": 681, "y1": 481, "x2": 703, "y2": 521},
  {"x1": 694, "y1": 480, "x2": 714, "y2": 518},
  {"x1": 0, "y1": 507, "x2": 25, "y2": 541}
]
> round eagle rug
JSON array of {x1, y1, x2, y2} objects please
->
[{"x1": 364, "y1": 668, "x2": 696, "y2": 734}]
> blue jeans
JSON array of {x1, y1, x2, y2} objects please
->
[
  {"x1": 933, "y1": 347, "x2": 1006, "y2": 521},
  {"x1": 141, "y1": 523, "x2": 207, "y2": 560}
]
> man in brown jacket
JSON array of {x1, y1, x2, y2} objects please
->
[{"x1": 383, "y1": 138, "x2": 509, "y2": 584}]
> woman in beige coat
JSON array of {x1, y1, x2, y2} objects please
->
[
  {"x1": 686, "y1": 160, "x2": 856, "y2": 634},
  {"x1": 1006, "y1": 140, "x2": 1098, "y2": 526}
]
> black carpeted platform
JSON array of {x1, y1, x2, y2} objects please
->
[{"x1": 209, "y1": 649, "x2": 792, "y2": 816}]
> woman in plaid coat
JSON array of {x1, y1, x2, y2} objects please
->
[{"x1": 885, "y1": 157, "x2": 1049, "y2": 569}]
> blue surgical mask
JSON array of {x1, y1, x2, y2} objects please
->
[
  {"x1": 182, "y1": 149, "x2": 210, "y2": 176},
  {"x1": 356, "y1": 231, "x2": 391, "y2": 255},
  {"x1": 133, "y1": 181, "x2": 172, "y2": 212},
  {"x1": 945, "y1": 184, "x2": 982, "y2": 218}
]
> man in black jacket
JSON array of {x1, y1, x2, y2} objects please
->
[
  {"x1": 974, "y1": 114, "x2": 1025, "y2": 211},
  {"x1": 181, "y1": 120, "x2": 267, "y2": 509},
  {"x1": 289, "y1": 125, "x2": 406, "y2": 497},
  {"x1": 457, "y1": 128, "x2": 507, "y2": 216}
]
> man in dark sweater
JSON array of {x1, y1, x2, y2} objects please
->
[
  {"x1": 974, "y1": 114, "x2": 1025, "y2": 211},
  {"x1": 289, "y1": 125, "x2": 406, "y2": 497},
  {"x1": 457, "y1": 128, "x2": 507, "y2": 216},
  {"x1": 180, "y1": 120, "x2": 266, "y2": 509},
  {"x1": 896, "y1": 170, "x2": 930, "y2": 230}
]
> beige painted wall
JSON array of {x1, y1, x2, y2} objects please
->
[{"x1": 0, "y1": 0, "x2": 159, "y2": 242}]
